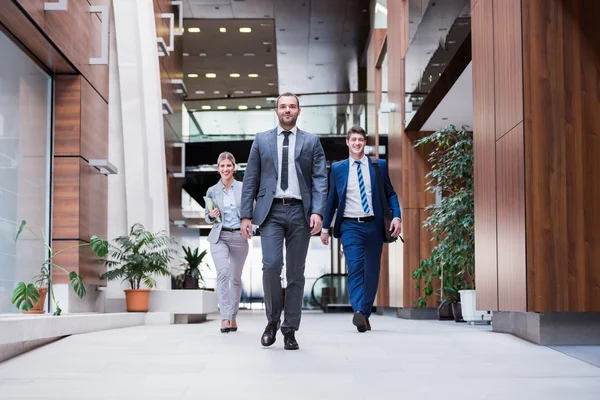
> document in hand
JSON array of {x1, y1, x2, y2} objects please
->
[{"x1": 204, "y1": 196, "x2": 221, "y2": 222}]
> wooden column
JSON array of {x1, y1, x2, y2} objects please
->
[{"x1": 472, "y1": 0, "x2": 600, "y2": 313}]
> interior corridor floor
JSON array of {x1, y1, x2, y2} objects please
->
[{"x1": 1, "y1": 310, "x2": 599, "y2": 399}]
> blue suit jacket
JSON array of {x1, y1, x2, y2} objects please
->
[{"x1": 322, "y1": 158, "x2": 401, "y2": 239}]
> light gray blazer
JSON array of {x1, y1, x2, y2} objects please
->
[
  {"x1": 204, "y1": 179, "x2": 243, "y2": 244},
  {"x1": 240, "y1": 127, "x2": 328, "y2": 226}
]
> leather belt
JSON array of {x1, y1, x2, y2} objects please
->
[
  {"x1": 221, "y1": 227, "x2": 241, "y2": 232},
  {"x1": 343, "y1": 216, "x2": 375, "y2": 223},
  {"x1": 273, "y1": 198, "x2": 302, "y2": 205}
]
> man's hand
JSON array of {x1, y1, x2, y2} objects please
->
[
  {"x1": 390, "y1": 219, "x2": 402, "y2": 238},
  {"x1": 241, "y1": 218, "x2": 253, "y2": 239},
  {"x1": 320, "y1": 232, "x2": 329, "y2": 246},
  {"x1": 309, "y1": 214, "x2": 322, "y2": 235}
]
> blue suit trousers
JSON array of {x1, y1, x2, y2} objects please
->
[{"x1": 340, "y1": 220, "x2": 383, "y2": 318}]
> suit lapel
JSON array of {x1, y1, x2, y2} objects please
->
[
  {"x1": 368, "y1": 160, "x2": 380, "y2": 214},
  {"x1": 295, "y1": 129, "x2": 305, "y2": 160},
  {"x1": 215, "y1": 183, "x2": 224, "y2": 215},
  {"x1": 267, "y1": 129, "x2": 278, "y2": 173},
  {"x1": 340, "y1": 159, "x2": 350, "y2": 199}
]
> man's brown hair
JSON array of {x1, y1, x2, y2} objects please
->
[
  {"x1": 347, "y1": 126, "x2": 367, "y2": 140},
  {"x1": 276, "y1": 92, "x2": 300, "y2": 108}
]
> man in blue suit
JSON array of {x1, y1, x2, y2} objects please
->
[{"x1": 321, "y1": 126, "x2": 401, "y2": 332}]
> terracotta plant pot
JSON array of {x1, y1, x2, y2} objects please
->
[
  {"x1": 23, "y1": 287, "x2": 48, "y2": 314},
  {"x1": 124, "y1": 289, "x2": 151, "y2": 312}
]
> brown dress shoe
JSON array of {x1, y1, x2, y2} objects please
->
[
  {"x1": 283, "y1": 331, "x2": 299, "y2": 350},
  {"x1": 365, "y1": 318, "x2": 371, "y2": 331},
  {"x1": 261, "y1": 323, "x2": 278, "y2": 347}
]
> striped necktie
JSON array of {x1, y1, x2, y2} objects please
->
[{"x1": 355, "y1": 160, "x2": 370, "y2": 213}]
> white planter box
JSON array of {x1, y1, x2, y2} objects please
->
[{"x1": 459, "y1": 289, "x2": 492, "y2": 324}]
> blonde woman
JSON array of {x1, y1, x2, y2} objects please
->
[{"x1": 205, "y1": 152, "x2": 249, "y2": 333}]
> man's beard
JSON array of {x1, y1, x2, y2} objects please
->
[{"x1": 278, "y1": 115, "x2": 297, "y2": 126}]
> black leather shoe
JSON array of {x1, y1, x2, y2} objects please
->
[
  {"x1": 261, "y1": 323, "x2": 278, "y2": 347},
  {"x1": 352, "y1": 312, "x2": 367, "y2": 333},
  {"x1": 283, "y1": 332, "x2": 299, "y2": 350},
  {"x1": 365, "y1": 318, "x2": 371, "y2": 331}
]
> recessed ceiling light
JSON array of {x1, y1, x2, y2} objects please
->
[
  {"x1": 230, "y1": 73, "x2": 240, "y2": 78},
  {"x1": 248, "y1": 73, "x2": 259, "y2": 78},
  {"x1": 238, "y1": 105, "x2": 248, "y2": 110},
  {"x1": 205, "y1": 73, "x2": 216, "y2": 78},
  {"x1": 188, "y1": 73, "x2": 198, "y2": 78},
  {"x1": 251, "y1": 90, "x2": 261, "y2": 94},
  {"x1": 260, "y1": 23, "x2": 270, "y2": 27},
  {"x1": 265, "y1": 64, "x2": 274, "y2": 67},
  {"x1": 225, "y1": 53, "x2": 233, "y2": 56},
  {"x1": 219, "y1": 27, "x2": 227, "y2": 32},
  {"x1": 255, "y1": 105, "x2": 262, "y2": 109},
  {"x1": 217, "y1": 106, "x2": 227, "y2": 110},
  {"x1": 183, "y1": 53, "x2": 189, "y2": 56},
  {"x1": 188, "y1": 27, "x2": 200, "y2": 33},
  {"x1": 243, "y1": 53, "x2": 255, "y2": 57},
  {"x1": 189, "y1": 109, "x2": 197, "y2": 112},
  {"x1": 268, "y1": 82, "x2": 276, "y2": 86},
  {"x1": 214, "y1": 90, "x2": 220, "y2": 94},
  {"x1": 234, "y1": 90, "x2": 244, "y2": 94},
  {"x1": 195, "y1": 90, "x2": 205, "y2": 94},
  {"x1": 239, "y1": 27, "x2": 252, "y2": 33},
  {"x1": 262, "y1": 41, "x2": 272, "y2": 45},
  {"x1": 201, "y1": 105, "x2": 211, "y2": 110},
  {"x1": 199, "y1": 52, "x2": 207, "y2": 56}
]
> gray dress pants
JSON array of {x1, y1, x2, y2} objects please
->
[
  {"x1": 259, "y1": 202, "x2": 311, "y2": 334},
  {"x1": 210, "y1": 230, "x2": 249, "y2": 320}
]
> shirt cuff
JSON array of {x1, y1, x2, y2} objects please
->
[
  {"x1": 393, "y1": 217, "x2": 401, "y2": 222},
  {"x1": 321, "y1": 229, "x2": 329, "y2": 233}
]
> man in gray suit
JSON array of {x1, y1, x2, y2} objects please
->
[{"x1": 240, "y1": 92, "x2": 327, "y2": 350}]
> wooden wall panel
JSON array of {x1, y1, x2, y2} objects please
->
[
  {"x1": 402, "y1": 209, "x2": 420, "y2": 307},
  {"x1": 79, "y1": 159, "x2": 108, "y2": 242},
  {"x1": 496, "y1": 123, "x2": 526, "y2": 312},
  {"x1": 54, "y1": 76, "x2": 82, "y2": 156},
  {"x1": 80, "y1": 78, "x2": 108, "y2": 161},
  {"x1": 493, "y1": 0, "x2": 524, "y2": 139},
  {"x1": 472, "y1": 0, "x2": 499, "y2": 311},
  {"x1": 523, "y1": 0, "x2": 600, "y2": 312},
  {"x1": 52, "y1": 158, "x2": 80, "y2": 240},
  {"x1": 51, "y1": 239, "x2": 105, "y2": 286}
]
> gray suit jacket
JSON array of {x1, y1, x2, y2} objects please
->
[
  {"x1": 204, "y1": 179, "x2": 243, "y2": 244},
  {"x1": 241, "y1": 127, "x2": 328, "y2": 226}
]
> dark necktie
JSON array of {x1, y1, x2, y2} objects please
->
[{"x1": 281, "y1": 130, "x2": 292, "y2": 191}]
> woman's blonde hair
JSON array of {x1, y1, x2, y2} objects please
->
[{"x1": 217, "y1": 152, "x2": 236, "y2": 168}]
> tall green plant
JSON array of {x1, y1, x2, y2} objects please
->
[
  {"x1": 100, "y1": 223, "x2": 178, "y2": 289},
  {"x1": 181, "y1": 246, "x2": 209, "y2": 284},
  {"x1": 11, "y1": 220, "x2": 108, "y2": 315},
  {"x1": 412, "y1": 124, "x2": 474, "y2": 308}
]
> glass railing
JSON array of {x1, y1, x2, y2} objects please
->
[{"x1": 311, "y1": 273, "x2": 349, "y2": 312}]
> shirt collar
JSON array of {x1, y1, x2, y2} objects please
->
[
  {"x1": 277, "y1": 125, "x2": 298, "y2": 135},
  {"x1": 350, "y1": 155, "x2": 368, "y2": 165},
  {"x1": 219, "y1": 180, "x2": 235, "y2": 190}
]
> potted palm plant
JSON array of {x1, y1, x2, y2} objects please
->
[
  {"x1": 175, "y1": 246, "x2": 210, "y2": 289},
  {"x1": 412, "y1": 124, "x2": 474, "y2": 320},
  {"x1": 100, "y1": 223, "x2": 178, "y2": 312},
  {"x1": 11, "y1": 220, "x2": 108, "y2": 315}
]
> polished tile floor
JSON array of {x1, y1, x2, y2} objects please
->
[{"x1": 0, "y1": 310, "x2": 599, "y2": 399}]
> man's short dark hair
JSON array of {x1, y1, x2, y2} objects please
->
[
  {"x1": 277, "y1": 92, "x2": 300, "y2": 108},
  {"x1": 347, "y1": 126, "x2": 367, "y2": 139}
]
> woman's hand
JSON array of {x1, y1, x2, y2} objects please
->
[{"x1": 209, "y1": 207, "x2": 220, "y2": 219}]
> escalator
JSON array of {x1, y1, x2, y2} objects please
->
[{"x1": 310, "y1": 273, "x2": 352, "y2": 313}]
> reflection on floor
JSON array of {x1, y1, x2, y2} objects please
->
[{"x1": 0, "y1": 310, "x2": 599, "y2": 399}]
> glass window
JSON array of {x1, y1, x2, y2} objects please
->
[{"x1": 0, "y1": 31, "x2": 52, "y2": 314}]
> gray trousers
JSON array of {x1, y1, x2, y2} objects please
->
[
  {"x1": 210, "y1": 230, "x2": 249, "y2": 320},
  {"x1": 259, "y1": 202, "x2": 311, "y2": 333}
]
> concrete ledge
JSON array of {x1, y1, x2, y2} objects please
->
[
  {"x1": 148, "y1": 289, "x2": 218, "y2": 314},
  {"x1": 493, "y1": 311, "x2": 600, "y2": 345},
  {"x1": 396, "y1": 307, "x2": 438, "y2": 320}
]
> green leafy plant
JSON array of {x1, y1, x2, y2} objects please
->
[
  {"x1": 412, "y1": 124, "x2": 474, "y2": 308},
  {"x1": 173, "y1": 246, "x2": 210, "y2": 289},
  {"x1": 11, "y1": 220, "x2": 108, "y2": 315},
  {"x1": 100, "y1": 223, "x2": 178, "y2": 289}
]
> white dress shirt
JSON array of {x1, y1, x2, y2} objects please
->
[
  {"x1": 344, "y1": 155, "x2": 374, "y2": 218},
  {"x1": 274, "y1": 125, "x2": 302, "y2": 200}
]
